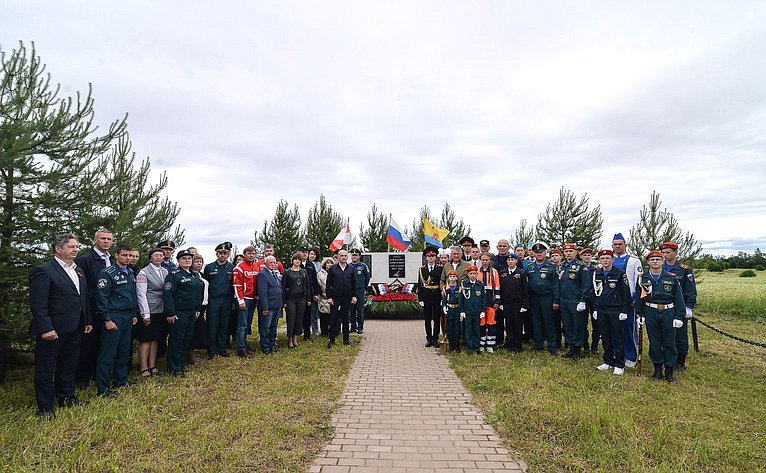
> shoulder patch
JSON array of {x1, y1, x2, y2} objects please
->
[
  {"x1": 164, "y1": 282, "x2": 173, "y2": 290},
  {"x1": 97, "y1": 278, "x2": 107, "y2": 288}
]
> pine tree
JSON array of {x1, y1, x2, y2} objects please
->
[
  {"x1": 513, "y1": 219, "x2": 535, "y2": 249},
  {"x1": 629, "y1": 191, "x2": 702, "y2": 264},
  {"x1": 535, "y1": 187, "x2": 603, "y2": 249},
  {"x1": 438, "y1": 202, "x2": 471, "y2": 248},
  {"x1": 0, "y1": 42, "x2": 126, "y2": 359},
  {"x1": 258, "y1": 200, "x2": 303, "y2": 264},
  {"x1": 408, "y1": 206, "x2": 434, "y2": 252},
  {"x1": 359, "y1": 203, "x2": 388, "y2": 252},
  {"x1": 305, "y1": 194, "x2": 344, "y2": 250}
]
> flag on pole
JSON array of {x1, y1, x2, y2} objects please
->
[
  {"x1": 386, "y1": 216, "x2": 411, "y2": 252},
  {"x1": 329, "y1": 223, "x2": 351, "y2": 251},
  {"x1": 423, "y1": 218, "x2": 450, "y2": 248}
]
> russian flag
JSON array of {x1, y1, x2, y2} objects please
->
[{"x1": 386, "y1": 217, "x2": 411, "y2": 252}]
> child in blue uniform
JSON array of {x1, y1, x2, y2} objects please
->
[{"x1": 458, "y1": 266, "x2": 488, "y2": 354}]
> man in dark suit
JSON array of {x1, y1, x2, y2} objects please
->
[
  {"x1": 418, "y1": 246, "x2": 443, "y2": 348},
  {"x1": 257, "y1": 256, "x2": 283, "y2": 355},
  {"x1": 325, "y1": 250, "x2": 358, "y2": 348},
  {"x1": 29, "y1": 234, "x2": 93, "y2": 417},
  {"x1": 74, "y1": 227, "x2": 114, "y2": 388}
]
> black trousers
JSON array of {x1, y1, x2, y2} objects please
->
[
  {"x1": 301, "y1": 299, "x2": 313, "y2": 338},
  {"x1": 522, "y1": 308, "x2": 534, "y2": 343},
  {"x1": 35, "y1": 329, "x2": 82, "y2": 411},
  {"x1": 422, "y1": 301, "x2": 440, "y2": 342},
  {"x1": 553, "y1": 307, "x2": 563, "y2": 348},
  {"x1": 74, "y1": 320, "x2": 99, "y2": 384},
  {"x1": 503, "y1": 301, "x2": 524, "y2": 352},
  {"x1": 329, "y1": 296, "x2": 352, "y2": 343}
]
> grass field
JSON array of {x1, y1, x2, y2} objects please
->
[
  {"x1": 450, "y1": 270, "x2": 766, "y2": 473},
  {"x1": 695, "y1": 269, "x2": 766, "y2": 320},
  {"x1": 0, "y1": 334, "x2": 359, "y2": 473}
]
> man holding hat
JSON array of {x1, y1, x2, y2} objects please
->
[
  {"x1": 660, "y1": 242, "x2": 697, "y2": 372},
  {"x1": 203, "y1": 242, "x2": 235, "y2": 359},
  {"x1": 158, "y1": 240, "x2": 177, "y2": 272},
  {"x1": 611, "y1": 233, "x2": 643, "y2": 368},
  {"x1": 418, "y1": 246, "x2": 443, "y2": 347},
  {"x1": 559, "y1": 244, "x2": 590, "y2": 360},
  {"x1": 636, "y1": 250, "x2": 686, "y2": 383},
  {"x1": 525, "y1": 243, "x2": 560, "y2": 355},
  {"x1": 592, "y1": 249, "x2": 632, "y2": 375}
]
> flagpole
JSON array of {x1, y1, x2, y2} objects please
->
[{"x1": 387, "y1": 214, "x2": 392, "y2": 253}]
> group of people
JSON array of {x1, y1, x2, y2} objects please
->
[
  {"x1": 27, "y1": 228, "x2": 371, "y2": 418},
  {"x1": 418, "y1": 234, "x2": 697, "y2": 383}
]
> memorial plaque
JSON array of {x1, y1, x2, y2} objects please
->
[
  {"x1": 361, "y1": 254, "x2": 373, "y2": 278},
  {"x1": 388, "y1": 254, "x2": 406, "y2": 278}
]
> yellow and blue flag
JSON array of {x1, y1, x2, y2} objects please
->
[{"x1": 423, "y1": 218, "x2": 449, "y2": 248}]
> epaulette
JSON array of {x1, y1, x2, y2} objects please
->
[
  {"x1": 104, "y1": 266, "x2": 117, "y2": 274},
  {"x1": 172, "y1": 269, "x2": 180, "y2": 274}
]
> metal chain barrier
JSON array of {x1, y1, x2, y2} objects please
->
[{"x1": 694, "y1": 316, "x2": 766, "y2": 348}]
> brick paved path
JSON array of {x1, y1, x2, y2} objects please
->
[{"x1": 309, "y1": 319, "x2": 526, "y2": 473}]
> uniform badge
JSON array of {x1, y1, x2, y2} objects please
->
[
  {"x1": 514, "y1": 274, "x2": 521, "y2": 279},
  {"x1": 296, "y1": 279, "x2": 302, "y2": 285},
  {"x1": 475, "y1": 290, "x2": 482, "y2": 296},
  {"x1": 97, "y1": 278, "x2": 107, "y2": 288},
  {"x1": 541, "y1": 274, "x2": 547, "y2": 278},
  {"x1": 687, "y1": 273, "x2": 694, "y2": 282},
  {"x1": 609, "y1": 282, "x2": 616, "y2": 288},
  {"x1": 664, "y1": 284, "x2": 672, "y2": 292},
  {"x1": 640, "y1": 281, "x2": 652, "y2": 296},
  {"x1": 568, "y1": 273, "x2": 576, "y2": 280},
  {"x1": 164, "y1": 282, "x2": 173, "y2": 290}
]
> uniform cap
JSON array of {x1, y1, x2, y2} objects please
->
[
  {"x1": 531, "y1": 243, "x2": 548, "y2": 252},
  {"x1": 659, "y1": 241, "x2": 678, "y2": 250},
  {"x1": 466, "y1": 265, "x2": 478, "y2": 273},
  {"x1": 459, "y1": 236, "x2": 475, "y2": 245},
  {"x1": 562, "y1": 243, "x2": 578, "y2": 251},
  {"x1": 176, "y1": 249, "x2": 193, "y2": 260},
  {"x1": 479, "y1": 239, "x2": 490, "y2": 246},
  {"x1": 300, "y1": 245, "x2": 310, "y2": 252},
  {"x1": 158, "y1": 240, "x2": 176, "y2": 250},
  {"x1": 646, "y1": 250, "x2": 664, "y2": 260},
  {"x1": 349, "y1": 248, "x2": 361, "y2": 255},
  {"x1": 423, "y1": 246, "x2": 439, "y2": 256},
  {"x1": 215, "y1": 242, "x2": 233, "y2": 252},
  {"x1": 506, "y1": 253, "x2": 518, "y2": 260},
  {"x1": 612, "y1": 233, "x2": 625, "y2": 242},
  {"x1": 597, "y1": 249, "x2": 614, "y2": 257}
]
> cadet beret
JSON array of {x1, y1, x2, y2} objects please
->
[
  {"x1": 579, "y1": 247, "x2": 593, "y2": 256},
  {"x1": 158, "y1": 240, "x2": 176, "y2": 250},
  {"x1": 597, "y1": 249, "x2": 614, "y2": 257},
  {"x1": 447, "y1": 269, "x2": 459, "y2": 277},
  {"x1": 423, "y1": 246, "x2": 438, "y2": 256},
  {"x1": 659, "y1": 241, "x2": 678, "y2": 250},
  {"x1": 176, "y1": 249, "x2": 193, "y2": 260},
  {"x1": 466, "y1": 265, "x2": 478, "y2": 272},
  {"x1": 531, "y1": 243, "x2": 548, "y2": 252},
  {"x1": 550, "y1": 248, "x2": 563, "y2": 256},
  {"x1": 646, "y1": 250, "x2": 664, "y2": 260},
  {"x1": 479, "y1": 239, "x2": 490, "y2": 246},
  {"x1": 215, "y1": 242, "x2": 233, "y2": 252},
  {"x1": 562, "y1": 243, "x2": 578, "y2": 251},
  {"x1": 507, "y1": 253, "x2": 518, "y2": 259},
  {"x1": 459, "y1": 236, "x2": 475, "y2": 245}
]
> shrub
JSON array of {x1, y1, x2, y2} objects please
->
[
  {"x1": 740, "y1": 269, "x2": 757, "y2": 278},
  {"x1": 707, "y1": 262, "x2": 724, "y2": 272},
  {"x1": 756, "y1": 265, "x2": 765, "y2": 271}
]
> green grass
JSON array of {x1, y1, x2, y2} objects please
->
[
  {"x1": 450, "y1": 270, "x2": 766, "y2": 473},
  {"x1": 0, "y1": 333, "x2": 359, "y2": 472},
  {"x1": 696, "y1": 269, "x2": 766, "y2": 320}
]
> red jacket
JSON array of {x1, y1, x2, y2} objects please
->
[{"x1": 233, "y1": 260, "x2": 259, "y2": 303}]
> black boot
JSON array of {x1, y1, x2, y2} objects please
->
[
  {"x1": 676, "y1": 354, "x2": 687, "y2": 371},
  {"x1": 665, "y1": 365, "x2": 677, "y2": 384},
  {"x1": 571, "y1": 346, "x2": 581, "y2": 361},
  {"x1": 561, "y1": 344, "x2": 574, "y2": 358},
  {"x1": 651, "y1": 363, "x2": 663, "y2": 380}
]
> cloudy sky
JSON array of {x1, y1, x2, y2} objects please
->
[{"x1": 4, "y1": 1, "x2": 766, "y2": 258}]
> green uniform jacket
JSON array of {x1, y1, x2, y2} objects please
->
[
  {"x1": 95, "y1": 265, "x2": 138, "y2": 322},
  {"x1": 664, "y1": 262, "x2": 697, "y2": 309},
  {"x1": 164, "y1": 268, "x2": 204, "y2": 315},
  {"x1": 635, "y1": 270, "x2": 685, "y2": 321},
  {"x1": 203, "y1": 260, "x2": 235, "y2": 299},
  {"x1": 525, "y1": 260, "x2": 560, "y2": 303},
  {"x1": 458, "y1": 279, "x2": 488, "y2": 315}
]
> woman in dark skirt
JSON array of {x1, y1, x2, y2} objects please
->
[
  {"x1": 188, "y1": 254, "x2": 211, "y2": 365},
  {"x1": 135, "y1": 248, "x2": 169, "y2": 377},
  {"x1": 283, "y1": 252, "x2": 310, "y2": 348}
]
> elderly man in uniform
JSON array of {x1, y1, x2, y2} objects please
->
[
  {"x1": 611, "y1": 233, "x2": 643, "y2": 368},
  {"x1": 203, "y1": 242, "x2": 235, "y2": 359},
  {"x1": 418, "y1": 246, "x2": 443, "y2": 348},
  {"x1": 525, "y1": 243, "x2": 560, "y2": 355},
  {"x1": 637, "y1": 250, "x2": 686, "y2": 383},
  {"x1": 659, "y1": 241, "x2": 697, "y2": 372},
  {"x1": 592, "y1": 249, "x2": 632, "y2": 375}
]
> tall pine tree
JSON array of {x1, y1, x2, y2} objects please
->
[
  {"x1": 629, "y1": 191, "x2": 702, "y2": 264},
  {"x1": 438, "y1": 201, "x2": 471, "y2": 248},
  {"x1": 305, "y1": 194, "x2": 344, "y2": 250},
  {"x1": 536, "y1": 187, "x2": 603, "y2": 249},
  {"x1": 359, "y1": 203, "x2": 388, "y2": 252},
  {"x1": 408, "y1": 205, "x2": 434, "y2": 252},
  {"x1": 513, "y1": 219, "x2": 535, "y2": 249},
  {"x1": 258, "y1": 200, "x2": 303, "y2": 264}
]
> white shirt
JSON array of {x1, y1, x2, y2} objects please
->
[
  {"x1": 94, "y1": 248, "x2": 111, "y2": 268},
  {"x1": 55, "y1": 257, "x2": 80, "y2": 294}
]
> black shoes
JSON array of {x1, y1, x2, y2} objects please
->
[
  {"x1": 36, "y1": 409, "x2": 55, "y2": 419},
  {"x1": 425, "y1": 340, "x2": 433, "y2": 348},
  {"x1": 676, "y1": 355, "x2": 687, "y2": 371},
  {"x1": 218, "y1": 351, "x2": 229, "y2": 357},
  {"x1": 57, "y1": 396, "x2": 86, "y2": 408},
  {"x1": 561, "y1": 345, "x2": 575, "y2": 358},
  {"x1": 326, "y1": 341, "x2": 334, "y2": 349},
  {"x1": 665, "y1": 366, "x2": 677, "y2": 384},
  {"x1": 236, "y1": 350, "x2": 253, "y2": 358},
  {"x1": 651, "y1": 363, "x2": 664, "y2": 380}
]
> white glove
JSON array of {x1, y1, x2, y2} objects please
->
[
  {"x1": 593, "y1": 311, "x2": 598, "y2": 320},
  {"x1": 520, "y1": 308, "x2": 527, "y2": 313},
  {"x1": 637, "y1": 316, "x2": 645, "y2": 326},
  {"x1": 673, "y1": 319, "x2": 683, "y2": 329},
  {"x1": 460, "y1": 312, "x2": 466, "y2": 321},
  {"x1": 442, "y1": 306, "x2": 448, "y2": 315},
  {"x1": 419, "y1": 301, "x2": 424, "y2": 307},
  {"x1": 576, "y1": 302, "x2": 586, "y2": 312},
  {"x1": 618, "y1": 313, "x2": 627, "y2": 321},
  {"x1": 685, "y1": 307, "x2": 693, "y2": 319},
  {"x1": 479, "y1": 312, "x2": 485, "y2": 319},
  {"x1": 499, "y1": 305, "x2": 504, "y2": 310}
]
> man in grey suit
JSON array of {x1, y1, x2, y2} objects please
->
[
  {"x1": 29, "y1": 234, "x2": 93, "y2": 417},
  {"x1": 257, "y1": 256, "x2": 283, "y2": 354}
]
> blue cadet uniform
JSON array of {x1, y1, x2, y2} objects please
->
[
  {"x1": 203, "y1": 243, "x2": 235, "y2": 358},
  {"x1": 164, "y1": 255, "x2": 204, "y2": 375},
  {"x1": 349, "y1": 253, "x2": 371, "y2": 333},
  {"x1": 95, "y1": 263, "x2": 138, "y2": 396},
  {"x1": 592, "y1": 260, "x2": 632, "y2": 370},
  {"x1": 442, "y1": 278, "x2": 462, "y2": 352},
  {"x1": 636, "y1": 251, "x2": 686, "y2": 383},
  {"x1": 558, "y1": 245, "x2": 591, "y2": 360},
  {"x1": 525, "y1": 244, "x2": 560, "y2": 355},
  {"x1": 458, "y1": 276, "x2": 488, "y2": 354},
  {"x1": 660, "y1": 241, "x2": 697, "y2": 371}
]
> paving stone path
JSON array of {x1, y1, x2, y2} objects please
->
[{"x1": 309, "y1": 319, "x2": 526, "y2": 473}]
